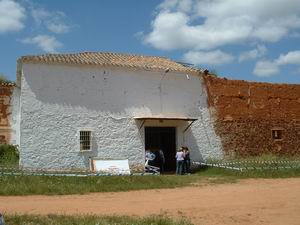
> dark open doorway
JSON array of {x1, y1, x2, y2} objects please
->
[{"x1": 145, "y1": 127, "x2": 176, "y2": 172}]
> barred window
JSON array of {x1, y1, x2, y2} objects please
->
[{"x1": 80, "y1": 131, "x2": 91, "y2": 151}]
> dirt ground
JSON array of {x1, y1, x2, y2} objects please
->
[{"x1": 1, "y1": 178, "x2": 300, "y2": 225}]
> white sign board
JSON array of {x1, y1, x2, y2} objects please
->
[{"x1": 92, "y1": 159, "x2": 131, "y2": 175}]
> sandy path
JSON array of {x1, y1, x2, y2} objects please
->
[{"x1": 1, "y1": 178, "x2": 300, "y2": 225}]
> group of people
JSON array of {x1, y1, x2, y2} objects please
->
[
  {"x1": 175, "y1": 146, "x2": 190, "y2": 175},
  {"x1": 145, "y1": 146, "x2": 191, "y2": 175}
]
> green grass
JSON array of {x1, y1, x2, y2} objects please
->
[
  {"x1": 1, "y1": 167, "x2": 300, "y2": 196},
  {"x1": 3, "y1": 214, "x2": 192, "y2": 225},
  {"x1": 197, "y1": 166, "x2": 300, "y2": 179},
  {"x1": 206, "y1": 154, "x2": 300, "y2": 163},
  {"x1": 0, "y1": 174, "x2": 200, "y2": 196}
]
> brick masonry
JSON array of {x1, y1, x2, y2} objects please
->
[
  {"x1": 0, "y1": 82, "x2": 15, "y2": 144},
  {"x1": 203, "y1": 75, "x2": 300, "y2": 156}
]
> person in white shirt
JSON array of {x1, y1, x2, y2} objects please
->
[{"x1": 175, "y1": 147, "x2": 185, "y2": 175}]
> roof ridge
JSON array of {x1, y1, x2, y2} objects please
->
[
  {"x1": 20, "y1": 51, "x2": 169, "y2": 60},
  {"x1": 18, "y1": 51, "x2": 200, "y2": 74},
  {"x1": 83, "y1": 51, "x2": 168, "y2": 59}
]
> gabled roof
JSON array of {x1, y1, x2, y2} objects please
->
[{"x1": 18, "y1": 52, "x2": 200, "y2": 74}]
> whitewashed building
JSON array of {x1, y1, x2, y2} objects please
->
[{"x1": 15, "y1": 52, "x2": 223, "y2": 171}]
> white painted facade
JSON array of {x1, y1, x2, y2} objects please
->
[{"x1": 18, "y1": 63, "x2": 223, "y2": 170}]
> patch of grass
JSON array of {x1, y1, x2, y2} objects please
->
[
  {"x1": 207, "y1": 153, "x2": 300, "y2": 163},
  {"x1": 4, "y1": 214, "x2": 192, "y2": 225},
  {"x1": 197, "y1": 166, "x2": 300, "y2": 179},
  {"x1": 0, "y1": 174, "x2": 200, "y2": 196},
  {"x1": 0, "y1": 164, "x2": 299, "y2": 196}
]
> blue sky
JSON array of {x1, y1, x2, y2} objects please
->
[{"x1": 0, "y1": 0, "x2": 300, "y2": 83}]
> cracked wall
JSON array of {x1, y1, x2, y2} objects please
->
[
  {"x1": 203, "y1": 75, "x2": 300, "y2": 156},
  {"x1": 0, "y1": 83, "x2": 15, "y2": 144}
]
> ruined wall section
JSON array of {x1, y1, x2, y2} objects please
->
[
  {"x1": 0, "y1": 83, "x2": 15, "y2": 144},
  {"x1": 203, "y1": 75, "x2": 300, "y2": 156}
]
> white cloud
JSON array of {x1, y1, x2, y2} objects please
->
[
  {"x1": 31, "y1": 8, "x2": 71, "y2": 34},
  {"x1": 0, "y1": 0, "x2": 26, "y2": 33},
  {"x1": 183, "y1": 50, "x2": 234, "y2": 66},
  {"x1": 31, "y1": 7, "x2": 49, "y2": 25},
  {"x1": 158, "y1": 0, "x2": 193, "y2": 13},
  {"x1": 276, "y1": 51, "x2": 300, "y2": 65},
  {"x1": 253, "y1": 61, "x2": 280, "y2": 77},
  {"x1": 21, "y1": 35, "x2": 62, "y2": 52},
  {"x1": 239, "y1": 45, "x2": 267, "y2": 62},
  {"x1": 47, "y1": 23, "x2": 70, "y2": 34},
  {"x1": 254, "y1": 50, "x2": 300, "y2": 76},
  {"x1": 145, "y1": 0, "x2": 300, "y2": 51},
  {"x1": 134, "y1": 31, "x2": 144, "y2": 39}
]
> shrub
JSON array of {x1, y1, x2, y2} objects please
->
[
  {"x1": 0, "y1": 74, "x2": 8, "y2": 83},
  {"x1": 0, "y1": 144, "x2": 19, "y2": 165}
]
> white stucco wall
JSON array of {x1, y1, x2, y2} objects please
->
[{"x1": 19, "y1": 63, "x2": 223, "y2": 170}]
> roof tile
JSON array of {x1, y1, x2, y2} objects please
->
[{"x1": 19, "y1": 52, "x2": 199, "y2": 74}]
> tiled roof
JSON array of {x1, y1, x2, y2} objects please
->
[
  {"x1": 18, "y1": 52, "x2": 200, "y2": 74},
  {"x1": 0, "y1": 81, "x2": 15, "y2": 87}
]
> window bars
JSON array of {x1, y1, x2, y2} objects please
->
[{"x1": 80, "y1": 131, "x2": 91, "y2": 151}]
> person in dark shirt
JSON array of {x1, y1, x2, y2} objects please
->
[
  {"x1": 158, "y1": 149, "x2": 165, "y2": 173},
  {"x1": 153, "y1": 149, "x2": 161, "y2": 168},
  {"x1": 183, "y1": 146, "x2": 191, "y2": 174}
]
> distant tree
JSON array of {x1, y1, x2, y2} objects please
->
[
  {"x1": 0, "y1": 73, "x2": 9, "y2": 82},
  {"x1": 209, "y1": 69, "x2": 219, "y2": 77},
  {"x1": 0, "y1": 73, "x2": 15, "y2": 84}
]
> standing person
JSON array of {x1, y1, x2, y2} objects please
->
[
  {"x1": 175, "y1": 147, "x2": 185, "y2": 175},
  {"x1": 153, "y1": 149, "x2": 160, "y2": 168},
  {"x1": 158, "y1": 149, "x2": 165, "y2": 173},
  {"x1": 0, "y1": 212, "x2": 5, "y2": 225},
  {"x1": 183, "y1": 147, "x2": 191, "y2": 174}
]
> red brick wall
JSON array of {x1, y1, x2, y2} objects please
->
[
  {"x1": 0, "y1": 83, "x2": 15, "y2": 144},
  {"x1": 203, "y1": 75, "x2": 300, "y2": 156}
]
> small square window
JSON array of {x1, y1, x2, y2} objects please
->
[
  {"x1": 80, "y1": 131, "x2": 91, "y2": 151},
  {"x1": 271, "y1": 129, "x2": 283, "y2": 140}
]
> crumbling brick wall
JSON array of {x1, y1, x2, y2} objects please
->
[
  {"x1": 0, "y1": 82, "x2": 15, "y2": 144},
  {"x1": 203, "y1": 75, "x2": 300, "y2": 156}
]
